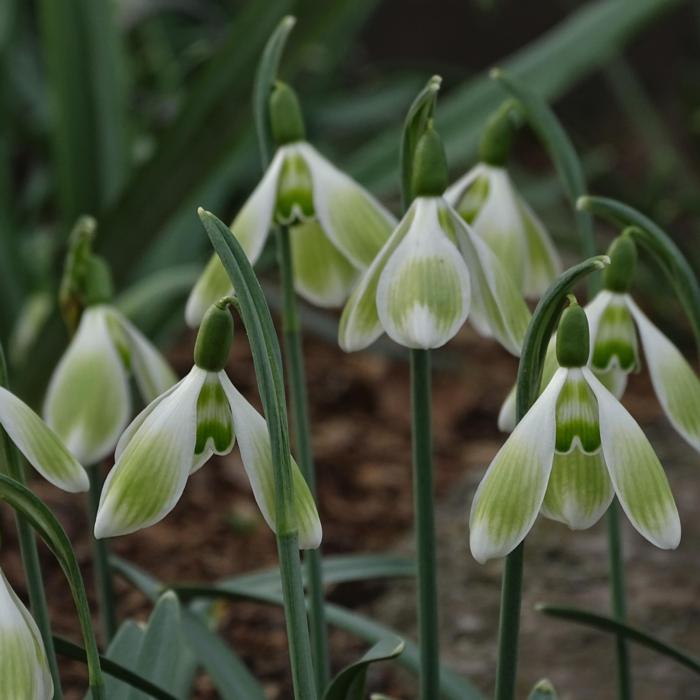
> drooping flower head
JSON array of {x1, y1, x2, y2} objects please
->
[
  {"x1": 0, "y1": 567, "x2": 53, "y2": 700},
  {"x1": 185, "y1": 82, "x2": 397, "y2": 325},
  {"x1": 339, "y1": 124, "x2": 531, "y2": 354},
  {"x1": 95, "y1": 299, "x2": 321, "y2": 548},
  {"x1": 444, "y1": 103, "x2": 560, "y2": 298},
  {"x1": 44, "y1": 254, "x2": 177, "y2": 465},
  {"x1": 470, "y1": 301, "x2": 680, "y2": 563}
]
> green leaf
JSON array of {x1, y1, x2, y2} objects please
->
[
  {"x1": 0, "y1": 473, "x2": 105, "y2": 698},
  {"x1": 323, "y1": 636, "x2": 405, "y2": 700},
  {"x1": 515, "y1": 256, "x2": 609, "y2": 420},
  {"x1": 527, "y1": 678, "x2": 559, "y2": 699},
  {"x1": 492, "y1": 69, "x2": 597, "y2": 288},
  {"x1": 538, "y1": 604, "x2": 700, "y2": 675},
  {"x1": 578, "y1": 195, "x2": 700, "y2": 355}
]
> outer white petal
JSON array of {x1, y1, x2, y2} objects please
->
[
  {"x1": 497, "y1": 385, "x2": 517, "y2": 433},
  {"x1": 44, "y1": 306, "x2": 130, "y2": 465},
  {"x1": 376, "y1": 197, "x2": 471, "y2": 349},
  {"x1": 443, "y1": 163, "x2": 487, "y2": 208},
  {"x1": 583, "y1": 367, "x2": 680, "y2": 549},
  {"x1": 517, "y1": 196, "x2": 561, "y2": 298},
  {"x1": 185, "y1": 150, "x2": 285, "y2": 327},
  {"x1": 0, "y1": 387, "x2": 89, "y2": 492},
  {"x1": 94, "y1": 368, "x2": 206, "y2": 538},
  {"x1": 0, "y1": 569, "x2": 53, "y2": 700},
  {"x1": 583, "y1": 289, "x2": 614, "y2": 350},
  {"x1": 220, "y1": 375, "x2": 322, "y2": 549},
  {"x1": 298, "y1": 142, "x2": 396, "y2": 269},
  {"x1": 107, "y1": 309, "x2": 177, "y2": 403},
  {"x1": 469, "y1": 368, "x2": 567, "y2": 563},
  {"x1": 626, "y1": 296, "x2": 700, "y2": 452}
]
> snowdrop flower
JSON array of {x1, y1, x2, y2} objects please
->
[
  {"x1": 444, "y1": 104, "x2": 560, "y2": 298},
  {"x1": 44, "y1": 256, "x2": 176, "y2": 466},
  {"x1": 95, "y1": 300, "x2": 321, "y2": 548},
  {"x1": 339, "y1": 125, "x2": 530, "y2": 354},
  {"x1": 185, "y1": 82, "x2": 396, "y2": 325},
  {"x1": 0, "y1": 567, "x2": 53, "y2": 700},
  {"x1": 470, "y1": 302, "x2": 680, "y2": 563}
]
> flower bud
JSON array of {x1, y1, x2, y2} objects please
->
[
  {"x1": 194, "y1": 300, "x2": 234, "y2": 371},
  {"x1": 411, "y1": 125, "x2": 448, "y2": 197},
  {"x1": 603, "y1": 231, "x2": 638, "y2": 293},
  {"x1": 269, "y1": 81, "x2": 306, "y2": 146},
  {"x1": 556, "y1": 301, "x2": 590, "y2": 367}
]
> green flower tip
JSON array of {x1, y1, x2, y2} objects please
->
[
  {"x1": 281, "y1": 14, "x2": 296, "y2": 30},
  {"x1": 479, "y1": 101, "x2": 517, "y2": 166},
  {"x1": 194, "y1": 300, "x2": 234, "y2": 371},
  {"x1": 411, "y1": 123, "x2": 448, "y2": 197},
  {"x1": 604, "y1": 231, "x2": 638, "y2": 293},
  {"x1": 576, "y1": 195, "x2": 591, "y2": 211},
  {"x1": 427, "y1": 74, "x2": 443, "y2": 93},
  {"x1": 269, "y1": 81, "x2": 306, "y2": 146},
  {"x1": 83, "y1": 254, "x2": 114, "y2": 305},
  {"x1": 556, "y1": 300, "x2": 590, "y2": 367}
]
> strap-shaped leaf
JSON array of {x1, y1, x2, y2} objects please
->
[
  {"x1": 538, "y1": 604, "x2": 700, "y2": 675},
  {"x1": 0, "y1": 473, "x2": 105, "y2": 698},
  {"x1": 323, "y1": 636, "x2": 405, "y2": 700},
  {"x1": 578, "y1": 195, "x2": 700, "y2": 355}
]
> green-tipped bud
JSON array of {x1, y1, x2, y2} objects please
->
[
  {"x1": 83, "y1": 255, "x2": 114, "y2": 305},
  {"x1": 194, "y1": 300, "x2": 234, "y2": 371},
  {"x1": 411, "y1": 125, "x2": 448, "y2": 197},
  {"x1": 528, "y1": 678, "x2": 558, "y2": 699},
  {"x1": 269, "y1": 81, "x2": 305, "y2": 146},
  {"x1": 556, "y1": 300, "x2": 590, "y2": 367},
  {"x1": 604, "y1": 231, "x2": 638, "y2": 293},
  {"x1": 479, "y1": 102, "x2": 517, "y2": 166}
]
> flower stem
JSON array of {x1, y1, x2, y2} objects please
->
[
  {"x1": 275, "y1": 227, "x2": 330, "y2": 694},
  {"x1": 607, "y1": 500, "x2": 632, "y2": 700},
  {"x1": 410, "y1": 348, "x2": 440, "y2": 699},
  {"x1": 495, "y1": 542, "x2": 524, "y2": 700},
  {"x1": 87, "y1": 464, "x2": 117, "y2": 644}
]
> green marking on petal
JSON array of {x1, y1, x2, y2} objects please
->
[
  {"x1": 275, "y1": 150, "x2": 314, "y2": 224},
  {"x1": 517, "y1": 196, "x2": 561, "y2": 298},
  {"x1": 541, "y1": 448, "x2": 613, "y2": 529},
  {"x1": 555, "y1": 369, "x2": 601, "y2": 454},
  {"x1": 195, "y1": 374, "x2": 234, "y2": 456},
  {"x1": 591, "y1": 296, "x2": 639, "y2": 372},
  {"x1": 455, "y1": 174, "x2": 490, "y2": 223}
]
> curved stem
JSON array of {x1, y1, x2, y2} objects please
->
[
  {"x1": 410, "y1": 348, "x2": 440, "y2": 699},
  {"x1": 275, "y1": 227, "x2": 330, "y2": 694},
  {"x1": 87, "y1": 464, "x2": 117, "y2": 644},
  {"x1": 607, "y1": 500, "x2": 632, "y2": 700}
]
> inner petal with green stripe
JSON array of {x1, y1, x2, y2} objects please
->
[
  {"x1": 194, "y1": 373, "x2": 235, "y2": 471},
  {"x1": 555, "y1": 368, "x2": 601, "y2": 454},
  {"x1": 590, "y1": 294, "x2": 639, "y2": 373}
]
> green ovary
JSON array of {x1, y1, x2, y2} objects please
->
[
  {"x1": 275, "y1": 153, "x2": 314, "y2": 224},
  {"x1": 195, "y1": 376, "x2": 234, "y2": 455},
  {"x1": 555, "y1": 373, "x2": 601, "y2": 454},
  {"x1": 592, "y1": 300, "x2": 639, "y2": 372},
  {"x1": 456, "y1": 175, "x2": 490, "y2": 223}
]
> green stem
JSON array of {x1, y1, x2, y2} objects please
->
[
  {"x1": 607, "y1": 500, "x2": 632, "y2": 700},
  {"x1": 274, "y1": 227, "x2": 330, "y2": 694},
  {"x1": 495, "y1": 542, "x2": 524, "y2": 700},
  {"x1": 87, "y1": 464, "x2": 117, "y2": 644},
  {"x1": 410, "y1": 348, "x2": 440, "y2": 699},
  {"x1": 277, "y1": 531, "x2": 318, "y2": 700}
]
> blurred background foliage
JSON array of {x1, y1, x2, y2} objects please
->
[{"x1": 0, "y1": 0, "x2": 698, "y2": 400}]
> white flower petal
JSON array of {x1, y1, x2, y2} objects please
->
[
  {"x1": 194, "y1": 372, "x2": 235, "y2": 470},
  {"x1": 220, "y1": 375, "x2": 322, "y2": 549},
  {"x1": 376, "y1": 198, "x2": 471, "y2": 349},
  {"x1": 443, "y1": 163, "x2": 487, "y2": 210},
  {"x1": 299, "y1": 142, "x2": 396, "y2": 269},
  {"x1": 44, "y1": 306, "x2": 130, "y2": 465},
  {"x1": 108, "y1": 309, "x2": 177, "y2": 403},
  {"x1": 469, "y1": 368, "x2": 567, "y2": 563},
  {"x1": 0, "y1": 569, "x2": 53, "y2": 700},
  {"x1": 185, "y1": 150, "x2": 285, "y2": 327},
  {"x1": 94, "y1": 368, "x2": 206, "y2": 538},
  {"x1": 517, "y1": 196, "x2": 561, "y2": 298},
  {"x1": 627, "y1": 296, "x2": 700, "y2": 452},
  {"x1": 583, "y1": 289, "x2": 614, "y2": 343},
  {"x1": 0, "y1": 387, "x2": 89, "y2": 492},
  {"x1": 583, "y1": 367, "x2": 680, "y2": 549}
]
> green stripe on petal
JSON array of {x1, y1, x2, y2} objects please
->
[
  {"x1": 377, "y1": 198, "x2": 471, "y2": 349},
  {"x1": 195, "y1": 373, "x2": 235, "y2": 458},
  {"x1": 590, "y1": 294, "x2": 639, "y2": 373},
  {"x1": 185, "y1": 150, "x2": 284, "y2": 327},
  {"x1": 583, "y1": 367, "x2": 680, "y2": 549},
  {"x1": 541, "y1": 448, "x2": 613, "y2": 529},
  {"x1": 555, "y1": 368, "x2": 601, "y2": 454},
  {"x1": 95, "y1": 368, "x2": 205, "y2": 538},
  {"x1": 470, "y1": 368, "x2": 566, "y2": 563},
  {"x1": 290, "y1": 220, "x2": 359, "y2": 308},
  {"x1": 517, "y1": 196, "x2": 561, "y2": 298},
  {"x1": 338, "y1": 207, "x2": 415, "y2": 352},
  {"x1": 451, "y1": 205, "x2": 531, "y2": 356},
  {"x1": 275, "y1": 148, "x2": 314, "y2": 224},
  {"x1": 220, "y1": 376, "x2": 322, "y2": 549},
  {"x1": 0, "y1": 387, "x2": 89, "y2": 492},
  {"x1": 300, "y1": 143, "x2": 396, "y2": 269},
  {"x1": 627, "y1": 297, "x2": 700, "y2": 452},
  {"x1": 44, "y1": 306, "x2": 131, "y2": 465}
]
